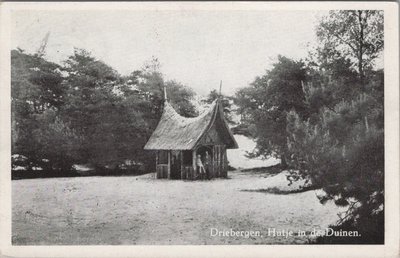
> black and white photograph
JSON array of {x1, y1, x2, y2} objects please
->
[{"x1": 0, "y1": 1, "x2": 399, "y2": 257}]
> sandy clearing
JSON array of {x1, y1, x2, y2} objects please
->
[
  {"x1": 12, "y1": 170, "x2": 345, "y2": 245},
  {"x1": 227, "y1": 135, "x2": 280, "y2": 169}
]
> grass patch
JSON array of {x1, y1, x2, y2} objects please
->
[
  {"x1": 241, "y1": 185, "x2": 319, "y2": 195},
  {"x1": 240, "y1": 164, "x2": 283, "y2": 176}
]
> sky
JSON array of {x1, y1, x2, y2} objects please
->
[{"x1": 11, "y1": 9, "x2": 326, "y2": 95}]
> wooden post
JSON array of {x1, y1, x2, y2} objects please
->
[
  {"x1": 217, "y1": 146, "x2": 220, "y2": 177},
  {"x1": 218, "y1": 146, "x2": 221, "y2": 177},
  {"x1": 164, "y1": 85, "x2": 168, "y2": 102},
  {"x1": 219, "y1": 80, "x2": 222, "y2": 97},
  {"x1": 180, "y1": 151, "x2": 185, "y2": 179},
  {"x1": 218, "y1": 146, "x2": 222, "y2": 177},
  {"x1": 167, "y1": 150, "x2": 171, "y2": 179},
  {"x1": 192, "y1": 149, "x2": 197, "y2": 180},
  {"x1": 220, "y1": 146, "x2": 222, "y2": 176},
  {"x1": 213, "y1": 146, "x2": 217, "y2": 177},
  {"x1": 223, "y1": 146, "x2": 227, "y2": 177},
  {"x1": 155, "y1": 151, "x2": 159, "y2": 179}
]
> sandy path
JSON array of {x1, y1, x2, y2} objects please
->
[{"x1": 12, "y1": 171, "x2": 345, "y2": 245}]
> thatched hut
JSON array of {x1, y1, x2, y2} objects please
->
[{"x1": 144, "y1": 99, "x2": 238, "y2": 180}]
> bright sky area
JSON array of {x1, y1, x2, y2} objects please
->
[{"x1": 11, "y1": 9, "x2": 326, "y2": 95}]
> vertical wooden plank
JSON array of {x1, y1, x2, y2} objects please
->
[
  {"x1": 217, "y1": 145, "x2": 219, "y2": 177},
  {"x1": 214, "y1": 145, "x2": 218, "y2": 177},
  {"x1": 220, "y1": 146, "x2": 223, "y2": 176},
  {"x1": 219, "y1": 146, "x2": 222, "y2": 177},
  {"x1": 209, "y1": 147, "x2": 213, "y2": 179},
  {"x1": 212, "y1": 147, "x2": 215, "y2": 178},
  {"x1": 219, "y1": 147, "x2": 222, "y2": 177},
  {"x1": 217, "y1": 146, "x2": 221, "y2": 177},
  {"x1": 180, "y1": 151, "x2": 185, "y2": 179},
  {"x1": 156, "y1": 151, "x2": 158, "y2": 166},
  {"x1": 192, "y1": 149, "x2": 197, "y2": 180},
  {"x1": 223, "y1": 146, "x2": 227, "y2": 177},
  {"x1": 155, "y1": 151, "x2": 159, "y2": 179},
  {"x1": 215, "y1": 146, "x2": 218, "y2": 177},
  {"x1": 213, "y1": 145, "x2": 218, "y2": 177},
  {"x1": 217, "y1": 145, "x2": 221, "y2": 177},
  {"x1": 167, "y1": 150, "x2": 171, "y2": 179},
  {"x1": 211, "y1": 146, "x2": 214, "y2": 178}
]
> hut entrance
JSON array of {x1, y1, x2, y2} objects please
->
[
  {"x1": 170, "y1": 151, "x2": 181, "y2": 179},
  {"x1": 197, "y1": 145, "x2": 213, "y2": 179}
]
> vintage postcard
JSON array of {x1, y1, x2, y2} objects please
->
[{"x1": 0, "y1": 1, "x2": 398, "y2": 257}]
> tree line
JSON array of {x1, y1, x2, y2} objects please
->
[
  {"x1": 234, "y1": 10, "x2": 384, "y2": 243},
  {"x1": 12, "y1": 50, "x2": 198, "y2": 175}
]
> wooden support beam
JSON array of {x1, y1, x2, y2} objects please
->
[
  {"x1": 217, "y1": 146, "x2": 221, "y2": 177},
  {"x1": 223, "y1": 146, "x2": 228, "y2": 177},
  {"x1": 213, "y1": 145, "x2": 218, "y2": 177},
  {"x1": 155, "y1": 151, "x2": 159, "y2": 179},
  {"x1": 218, "y1": 146, "x2": 222, "y2": 177},
  {"x1": 218, "y1": 145, "x2": 221, "y2": 177},
  {"x1": 180, "y1": 151, "x2": 184, "y2": 179},
  {"x1": 167, "y1": 150, "x2": 171, "y2": 179},
  {"x1": 192, "y1": 149, "x2": 197, "y2": 180},
  {"x1": 220, "y1": 146, "x2": 223, "y2": 176}
]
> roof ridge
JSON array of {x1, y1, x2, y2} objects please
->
[
  {"x1": 144, "y1": 98, "x2": 237, "y2": 150},
  {"x1": 163, "y1": 100, "x2": 217, "y2": 127}
]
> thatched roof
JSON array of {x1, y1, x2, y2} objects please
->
[{"x1": 144, "y1": 99, "x2": 238, "y2": 150}]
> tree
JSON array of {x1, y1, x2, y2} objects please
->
[
  {"x1": 11, "y1": 49, "x2": 65, "y2": 167},
  {"x1": 165, "y1": 80, "x2": 198, "y2": 117},
  {"x1": 11, "y1": 49, "x2": 65, "y2": 113},
  {"x1": 284, "y1": 11, "x2": 384, "y2": 243},
  {"x1": 204, "y1": 89, "x2": 234, "y2": 124},
  {"x1": 33, "y1": 110, "x2": 83, "y2": 170},
  {"x1": 59, "y1": 49, "x2": 121, "y2": 165},
  {"x1": 59, "y1": 49, "x2": 159, "y2": 169},
  {"x1": 126, "y1": 58, "x2": 198, "y2": 120},
  {"x1": 316, "y1": 10, "x2": 383, "y2": 82},
  {"x1": 286, "y1": 76, "x2": 384, "y2": 243},
  {"x1": 234, "y1": 56, "x2": 307, "y2": 166},
  {"x1": 235, "y1": 87, "x2": 256, "y2": 124}
]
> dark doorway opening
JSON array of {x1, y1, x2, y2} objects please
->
[
  {"x1": 197, "y1": 145, "x2": 213, "y2": 179},
  {"x1": 170, "y1": 151, "x2": 181, "y2": 179}
]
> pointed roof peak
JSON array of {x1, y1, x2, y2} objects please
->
[{"x1": 163, "y1": 85, "x2": 168, "y2": 102}]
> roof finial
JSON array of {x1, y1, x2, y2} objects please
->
[
  {"x1": 163, "y1": 85, "x2": 168, "y2": 102},
  {"x1": 219, "y1": 80, "x2": 222, "y2": 98}
]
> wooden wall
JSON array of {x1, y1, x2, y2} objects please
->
[
  {"x1": 155, "y1": 147, "x2": 227, "y2": 180},
  {"x1": 155, "y1": 150, "x2": 170, "y2": 179},
  {"x1": 181, "y1": 166, "x2": 195, "y2": 180},
  {"x1": 156, "y1": 164, "x2": 168, "y2": 179},
  {"x1": 212, "y1": 145, "x2": 227, "y2": 178}
]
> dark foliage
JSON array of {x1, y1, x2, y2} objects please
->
[
  {"x1": 11, "y1": 49, "x2": 197, "y2": 177},
  {"x1": 314, "y1": 211, "x2": 384, "y2": 244},
  {"x1": 234, "y1": 56, "x2": 308, "y2": 166},
  {"x1": 235, "y1": 10, "x2": 384, "y2": 244},
  {"x1": 203, "y1": 89, "x2": 234, "y2": 124}
]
